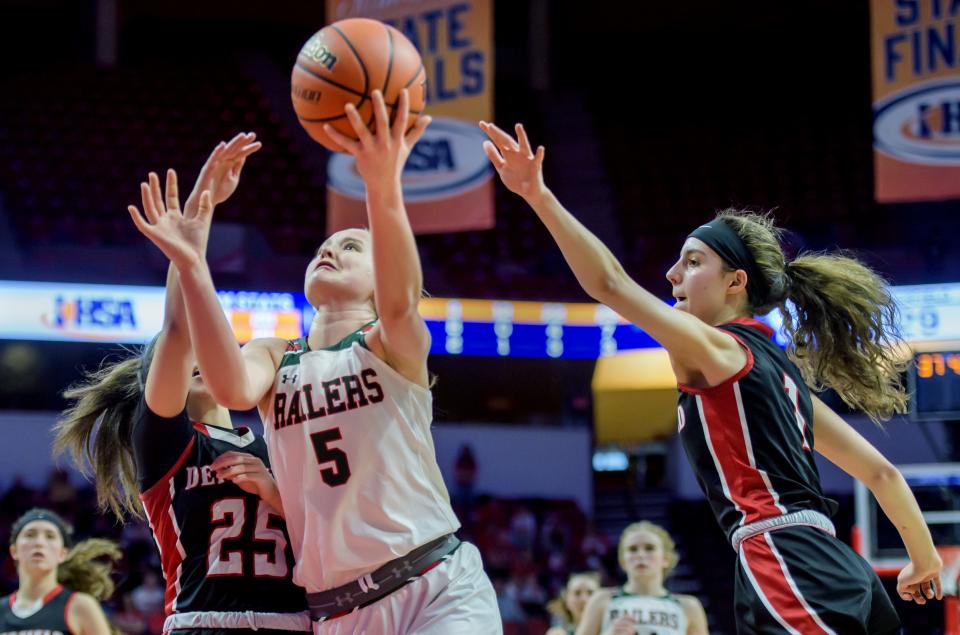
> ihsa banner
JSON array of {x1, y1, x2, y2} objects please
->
[
  {"x1": 872, "y1": 0, "x2": 960, "y2": 201},
  {"x1": 325, "y1": 0, "x2": 495, "y2": 233}
]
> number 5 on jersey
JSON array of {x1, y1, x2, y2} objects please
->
[{"x1": 311, "y1": 428, "x2": 351, "y2": 486}]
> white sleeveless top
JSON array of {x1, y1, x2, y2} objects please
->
[
  {"x1": 601, "y1": 590, "x2": 688, "y2": 635},
  {"x1": 262, "y1": 329, "x2": 459, "y2": 591}
]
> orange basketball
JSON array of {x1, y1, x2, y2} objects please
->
[{"x1": 291, "y1": 18, "x2": 427, "y2": 152}]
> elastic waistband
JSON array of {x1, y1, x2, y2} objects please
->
[
  {"x1": 307, "y1": 534, "x2": 461, "y2": 622},
  {"x1": 731, "y1": 509, "x2": 835, "y2": 553},
  {"x1": 163, "y1": 610, "x2": 311, "y2": 632}
]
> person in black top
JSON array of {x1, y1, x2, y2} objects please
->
[
  {"x1": 1, "y1": 509, "x2": 116, "y2": 635},
  {"x1": 482, "y1": 120, "x2": 943, "y2": 634},
  {"x1": 55, "y1": 136, "x2": 309, "y2": 635}
]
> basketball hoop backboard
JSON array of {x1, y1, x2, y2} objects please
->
[
  {"x1": 855, "y1": 463, "x2": 960, "y2": 580},
  {"x1": 855, "y1": 463, "x2": 960, "y2": 632}
]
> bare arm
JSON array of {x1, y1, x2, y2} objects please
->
[
  {"x1": 574, "y1": 589, "x2": 610, "y2": 635},
  {"x1": 678, "y1": 595, "x2": 710, "y2": 635},
  {"x1": 324, "y1": 90, "x2": 433, "y2": 386},
  {"x1": 176, "y1": 260, "x2": 282, "y2": 410},
  {"x1": 480, "y1": 122, "x2": 744, "y2": 384},
  {"x1": 142, "y1": 134, "x2": 262, "y2": 416},
  {"x1": 128, "y1": 175, "x2": 280, "y2": 411},
  {"x1": 66, "y1": 593, "x2": 111, "y2": 635},
  {"x1": 812, "y1": 395, "x2": 942, "y2": 603},
  {"x1": 146, "y1": 265, "x2": 195, "y2": 416}
]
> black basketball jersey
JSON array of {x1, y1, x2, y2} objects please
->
[
  {"x1": 132, "y1": 398, "x2": 306, "y2": 619},
  {"x1": 677, "y1": 318, "x2": 838, "y2": 542},
  {"x1": 0, "y1": 585, "x2": 73, "y2": 635}
]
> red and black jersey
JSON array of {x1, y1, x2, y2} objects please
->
[
  {"x1": 0, "y1": 585, "x2": 73, "y2": 635},
  {"x1": 132, "y1": 398, "x2": 306, "y2": 618},
  {"x1": 677, "y1": 318, "x2": 839, "y2": 542}
]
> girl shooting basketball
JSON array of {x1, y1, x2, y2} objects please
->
[
  {"x1": 1, "y1": 509, "x2": 117, "y2": 635},
  {"x1": 480, "y1": 120, "x2": 941, "y2": 634},
  {"x1": 128, "y1": 91, "x2": 502, "y2": 634},
  {"x1": 576, "y1": 522, "x2": 707, "y2": 635},
  {"x1": 56, "y1": 135, "x2": 311, "y2": 634}
]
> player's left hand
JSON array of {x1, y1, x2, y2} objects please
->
[
  {"x1": 897, "y1": 556, "x2": 944, "y2": 604},
  {"x1": 187, "y1": 132, "x2": 262, "y2": 214},
  {"x1": 323, "y1": 89, "x2": 430, "y2": 191},
  {"x1": 211, "y1": 451, "x2": 281, "y2": 506}
]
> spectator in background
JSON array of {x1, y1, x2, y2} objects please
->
[
  {"x1": 493, "y1": 576, "x2": 526, "y2": 625},
  {"x1": 46, "y1": 469, "x2": 77, "y2": 516},
  {"x1": 580, "y1": 523, "x2": 612, "y2": 575},
  {"x1": 111, "y1": 594, "x2": 147, "y2": 635},
  {"x1": 506, "y1": 555, "x2": 548, "y2": 617},
  {"x1": 130, "y1": 570, "x2": 164, "y2": 619},
  {"x1": 509, "y1": 504, "x2": 538, "y2": 551},
  {"x1": 0, "y1": 477, "x2": 37, "y2": 518},
  {"x1": 546, "y1": 572, "x2": 600, "y2": 635},
  {"x1": 540, "y1": 511, "x2": 572, "y2": 554},
  {"x1": 452, "y1": 443, "x2": 478, "y2": 516}
]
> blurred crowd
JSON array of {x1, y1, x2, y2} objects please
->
[{"x1": 0, "y1": 467, "x2": 616, "y2": 635}]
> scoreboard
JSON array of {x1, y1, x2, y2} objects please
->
[{"x1": 911, "y1": 351, "x2": 960, "y2": 420}]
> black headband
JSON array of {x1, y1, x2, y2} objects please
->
[
  {"x1": 688, "y1": 220, "x2": 769, "y2": 306},
  {"x1": 11, "y1": 509, "x2": 73, "y2": 547}
]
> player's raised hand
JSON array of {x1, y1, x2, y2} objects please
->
[
  {"x1": 323, "y1": 89, "x2": 431, "y2": 191},
  {"x1": 128, "y1": 169, "x2": 213, "y2": 270},
  {"x1": 479, "y1": 121, "x2": 546, "y2": 204},
  {"x1": 186, "y1": 132, "x2": 262, "y2": 217}
]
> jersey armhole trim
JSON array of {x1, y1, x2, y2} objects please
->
[
  {"x1": 677, "y1": 329, "x2": 754, "y2": 395},
  {"x1": 63, "y1": 591, "x2": 76, "y2": 635},
  {"x1": 139, "y1": 436, "x2": 196, "y2": 499},
  {"x1": 44, "y1": 585, "x2": 64, "y2": 604}
]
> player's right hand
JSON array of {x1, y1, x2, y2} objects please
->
[
  {"x1": 323, "y1": 89, "x2": 431, "y2": 193},
  {"x1": 127, "y1": 169, "x2": 212, "y2": 271},
  {"x1": 479, "y1": 121, "x2": 546, "y2": 205}
]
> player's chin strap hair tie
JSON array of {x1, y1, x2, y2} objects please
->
[
  {"x1": 11, "y1": 508, "x2": 74, "y2": 548},
  {"x1": 688, "y1": 220, "x2": 770, "y2": 307}
]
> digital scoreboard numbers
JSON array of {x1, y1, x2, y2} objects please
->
[{"x1": 911, "y1": 351, "x2": 960, "y2": 420}]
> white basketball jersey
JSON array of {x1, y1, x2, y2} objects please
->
[
  {"x1": 262, "y1": 329, "x2": 460, "y2": 592},
  {"x1": 601, "y1": 591, "x2": 687, "y2": 635}
]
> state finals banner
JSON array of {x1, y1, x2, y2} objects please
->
[
  {"x1": 325, "y1": 0, "x2": 495, "y2": 234},
  {"x1": 871, "y1": 1, "x2": 960, "y2": 202}
]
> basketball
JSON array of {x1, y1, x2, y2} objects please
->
[{"x1": 291, "y1": 18, "x2": 427, "y2": 152}]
